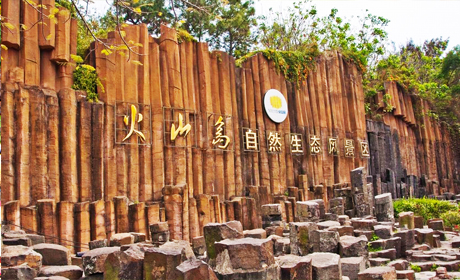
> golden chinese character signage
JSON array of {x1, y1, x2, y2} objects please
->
[
  {"x1": 242, "y1": 127, "x2": 259, "y2": 152},
  {"x1": 263, "y1": 89, "x2": 288, "y2": 123},
  {"x1": 309, "y1": 134, "x2": 321, "y2": 155},
  {"x1": 115, "y1": 102, "x2": 151, "y2": 145},
  {"x1": 360, "y1": 140, "x2": 370, "y2": 157},
  {"x1": 344, "y1": 139, "x2": 355, "y2": 158},
  {"x1": 267, "y1": 131, "x2": 282, "y2": 153},
  {"x1": 328, "y1": 137, "x2": 339, "y2": 156},
  {"x1": 290, "y1": 133, "x2": 303, "y2": 155},
  {"x1": 212, "y1": 116, "x2": 231, "y2": 150},
  {"x1": 163, "y1": 108, "x2": 197, "y2": 148}
]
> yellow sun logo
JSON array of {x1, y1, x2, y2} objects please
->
[{"x1": 270, "y1": 96, "x2": 282, "y2": 109}]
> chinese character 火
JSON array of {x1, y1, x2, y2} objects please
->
[
  {"x1": 344, "y1": 139, "x2": 355, "y2": 157},
  {"x1": 212, "y1": 116, "x2": 231, "y2": 149},
  {"x1": 267, "y1": 131, "x2": 282, "y2": 152},
  {"x1": 310, "y1": 135, "x2": 321, "y2": 155},
  {"x1": 361, "y1": 141, "x2": 370, "y2": 157},
  {"x1": 290, "y1": 133, "x2": 303, "y2": 154},
  {"x1": 122, "y1": 105, "x2": 146, "y2": 142},
  {"x1": 171, "y1": 113, "x2": 191, "y2": 141}
]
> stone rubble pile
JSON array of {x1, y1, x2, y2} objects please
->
[{"x1": 4, "y1": 189, "x2": 460, "y2": 279}]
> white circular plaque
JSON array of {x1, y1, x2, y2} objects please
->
[{"x1": 263, "y1": 89, "x2": 288, "y2": 123}]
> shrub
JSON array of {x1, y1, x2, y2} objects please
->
[
  {"x1": 440, "y1": 210, "x2": 460, "y2": 228},
  {"x1": 394, "y1": 197, "x2": 458, "y2": 224},
  {"x1": 410, "y1": 263, "x2": 422, "y2": 272},
  {"x1": 72, "y1": 64, "x2": 104, "y2": 102}
]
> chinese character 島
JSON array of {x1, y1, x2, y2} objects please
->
[{"x1": 212, "y1": 116, "x2": 231, "y2": 149}]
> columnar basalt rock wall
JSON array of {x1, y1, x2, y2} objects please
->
[
  {"x1": 368, "y1": 81, "x2": 459, "y2": 198},
  {"x1": 1, "y1": 1, "x2": 457, "y2": 251}
]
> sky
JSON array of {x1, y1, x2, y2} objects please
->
[{"x1": 88, "y1": 0, "x2": 460, "y2": 52}]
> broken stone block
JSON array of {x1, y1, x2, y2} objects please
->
[
  {"x1": 109, "y1": 233, "x2": 134, "y2": 247},
  {"x1": 374, "y1": 248, "x2": 396, "y2": 260},
  {"x1": 192, "y1": 236, "x2": 206, "y2": 256},
  {"x1": 276, "y1": 254, "x2": 312, "y2": 280},
  {"x1": 351, "y1": 218, "x2": 377, "y2": 231},
  {"x1": 312, "y1": 199, "x2": 326, "y2": 220},
  {"x1": 266, "y1": 226, "x2": 284, "y2": 237},
  {"x1": 317, "y1": 221, "x2": 341, "y2": 230},
  {"x1": 150, "y1": 222, "x2": 170, "y2": 246},
  {"x1": 203, "y1": 221, "x2": 244, "y2": 261},
  {"x1": 384, "y1": 237, "x2": 401, "y2": 258},
  {"x1": 25, "y1": 234, "x2": 46, "y2": 245},
  {"x1": 310, "y1": 252, "x2": 342, "y2": 280},
  {"x1": 261, "y1": 204, "x2": 283, "y2": 216},
  {"x1": 175, "y1": 259, "x2": 218, "y2": 280},
  {"x1": 39, "y1": 265, "x2": 84, "y2": 279},
  {"x1": 130, "y1": 232, "x2": 146, "y2": 243},
  {"x1": 387, "y1": 259, "x2": 409, "y2": 270},
  {"x1": 159, "y1": 240, "x2": 195, "y2": 260},
  {"x1": 33, "y1": 243, "x2": 71, "y2": 266},
  {"x1": 243, "y1": 228, "x2": 267, "y2": 239},
  {"x1": 341, "y1": 257, "x2": 366, "y2": 280},
  {"x1": 296, "y1": 201, "x2": 320, "y2": 223},
  {"x1": 339, "y1": 215, "x2": 351, "y2": 225},
  {"x1": 415, "y1": 228, "x2": 436, "y2": 247},
  {"x1": 394, "y1": 230, "x2": 415, "y2": 257},
  {"x1": 339, "y1": 235, "x2": 368, "y2": 258},
  {"x1": 1, "y1": 263, "x2": 38, "y2": 280},
  {"x1": 414, "y1": 216, "x2": 424, "y2": 229},
  {"x1": 143, "y1": 245, "x2": 187, "y2": 280},
  {"x1": 311, "y1": 230, "x2": 340, "y2": 253},
  {"x1": 2, "y1": 237, "x2": 32, "y2": 247},
  {"x1": 396, "y1": 270, "x2": 415, "y2": 280},
  {"x1": 289, "y1": 222, "x2": 318, "y2": 256},
  {"x1": 357, "y1": 267, "x2": 396, "y2": 280},
  {"x1": 34, "y1": 277, "x2": 70, "y2": 280},
  {"x1": 214, "y1": 238, "x2": 280, "y2": 279},
  {"x1": 428, "y1": 219, "x2": 444, "y2": 231},
  {"x1": 354, "y1": 230, "x2": 373, "y2": 240},
  {"x1": 89, "y1": 239, "x2": 108, "y2": 250},
  {"x1": 329, "y1": 197, "x2": 345, "y2": 216},
  {"x1": 2, "y1": 245, "x2": 43, "y2": 269},
  {"x1": 399, "y1": 212, "x2": 415, "y2": 229},
  {"x1": 274, "y1": 237, "x2": 290, "y2": 256},
  {"x1": 325, "y1": 213, "x2": 339, "y2": 221},
  {"x1": 368, "y1": 258, "x2": 390, "y2": 267},
  {"x1": 328, "y1": 225, "x2": 354, "y2": 237},
  {"x1": 374, "y1": 193, "x2": 394, "y2": 223},
  {"x1": 104, "y1": 244, "x2": 145, "y2": 280},
  {"x1": 373, "y1": 225, "x2": 392, "y2": 239},
  {"x1": 82, "y1": 247, "x2": 120, "y2": 275}
]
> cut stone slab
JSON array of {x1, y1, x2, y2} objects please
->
[
  {"x1": 159, "y1": 240, "x2": 195, "y2": 260},
  {"x1": 175, "y1": 259, "x2": 218, "y2": 280},
  {"x1": 243, "y1": 228, "x2": 267, "y2": 239},
  {"x1": 373, "y1": 225, "x2": 392, "y2": 239},
  {"x1": 203, "y1": 221, "x2": 244, "y2": 260},
  {"x1": 261, "y1": 204, "x2": 283, "y2": 216},
  {"x1": 274, "y1": 237, "x2": 290, "y2": 256},
  {"x1": 104, "y1": 243, "x2": 146, "y2": 280},
  {"x1": 2, "y1": 245, "x2": 43, "y2": 269},
  {"x1": 3, "y1": 237, "x2": 32, "y2": 247},
  {"x1": 39, "y1": 265, "x2": 83, "y2": 280},
  {"x1": 289, "y1": 222, "x2": 318, "y2": 256},
  {"x1": 394, "y1": 230, "x2": 415, "y2": 257},
  {"x1": 339, "y1": 235, "x2": 368, "y2": 258},
  {"x1": 1, "y1": 263, "x2": 38, "y2": 279},
  {"x1": 317, "y1": 221, "x2": 341, "y2": 230},
  {"x1": 276, "y1": 254, "x2": 312, "y2": 280},
  {"x1": 375, "y1": 248, "x2": 396, "y2": 260},
  {"x1": 369, "y1": 257, "x2": 390, "y2": 267},
  {"x1": 357, "y1": 266, "x2": 396, "y2": 280},
  {"x1": 26, "y1": 234, "x2": 46, "y2": 245},
  {"x1": 341, "y1": 257, "x2": 366, "y2": 280},
  {"x1": 310, "y1": 252, "x2": 342, "y2": 280},
  {"x1": 192, "y1": 236, "x2": 206, "y2": 256},
  {"x1": 396, "y1": 270, "x2": 415, "y2": 280},
  {"x1": 82, "y1": 247, "x2": 120, "y2": 275},
  {"x1": 387, "y1": 259, "x2": 409, "y2": 270},
  {"x1": 89, "y1": 239, "x2": 108, "y2": 250},
  {"x1": 33, "y1": 243, "x2": 71, "y2": 266},
  {"x1": 427, "y1": 219, "x2": 444, "y2": 231},
  {"x1": 35, "y1": 276, "x2": 70, "y2": 280},
  {"x1": 327, "y1": 225, "x2": 354, "y2": 237},
  {"x1": 375, "y1": 193, "x2": 394, "y2": 222},
  {"x1": 109, "y1": 233, "x2": 134, "y2": 247}
]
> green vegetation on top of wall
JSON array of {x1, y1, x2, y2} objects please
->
[
  {"x1": 393, "y1": 197, "x2": 458, "y2": 224},
  {"x1": 71, "y1": 61, "x2": 104, "y2": 102}
]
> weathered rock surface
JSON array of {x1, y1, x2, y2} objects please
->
[
  {"x1": 39, "y1": 265, "x2": 83, "y2": 279},
  {"x1": 203, "y1": 221, "x2": 244, "y2": 260},
  {"x1": 109, "y1": 233, "x2": 134, "y2": 247},
  {"x1": 1, "y1": 263, "x2": 38, "y2": 280},
  {"x1": 175, "y1": 259, "x2": 218, "y2": 280},
  {"x1": 357, "y1": 266, "x2": 396, "y2": 280},
  {"x1": 103, "y1": 244, "x2": 145, "y2": 280},
  {"x1": 341, "y1": 257, "x2": 366, "y2": 280},
  {"x1": 2, "y1": 245, "x2": 43, "y2": 269},
  {"x1": 82, "y1": 247, "x2": 120, "y2": 275},
  {"x1": 290, "y1": 222, "x2": 318, "y2": 255},
  {"x1": 143, "y1": 243, "x2": 189, "y2": 280},
  {"x1": 33, "y1": 243, "x2": 71, "y2": 266},
  {"x1": 276, "y1": 254, "x2": 312, "y2": 280},
  {"x1": 310, "y1": 230, "x2": 340, "y2": 253},
  {"x1": 310, "y1": 252, "x2": 342, "y2": 280},
  {"x1": 339, "y1": 235, "x2": 368, "y2": 258}
]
